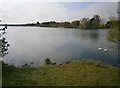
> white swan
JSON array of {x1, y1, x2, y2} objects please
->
[
  {"x1": 104, "y1": 48, "x2": 108, "y2": 52},
  {"x1": 98, "y1": 47, "x2": 103, "y2": 51}
]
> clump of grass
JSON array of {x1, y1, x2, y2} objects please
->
[{"x1": 45, "y1": 58, "x2": 52, "y2": 65}]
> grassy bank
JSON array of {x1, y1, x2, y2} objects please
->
[{"x1": 2, "y1": 59, "x2": 119, "y2": 86}]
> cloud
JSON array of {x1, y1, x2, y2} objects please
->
[
  {"x1": 71, "y1": 2, "x2": 118, "y2": 20},
  {"x1": 1, "y1": 2, "x2": 71, "y2": 23},
  {"x1": 0, "y1": 2, "x2": 118, "y2": 23}
]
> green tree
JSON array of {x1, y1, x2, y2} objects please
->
[
  {"x1": 80, "y1": 15, "x2": 101, "y2": 29},
  {"x1": 63, "y1": 21, "x2": 71, "y2": 28},
  {"x1": 90, "y1": 15, "x2": 101, "y2": 29},
  {"x1": 80, "y1": 17, "x2": 90, "y2": 29},
  {"x1": 106, "y1": 17, "x2": 119, "y2": 28},
  {"x1": 71, "y1": 20, "x2": 80, "y2": 28}
]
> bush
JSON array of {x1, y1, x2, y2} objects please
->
[{"x1": 45, "y1": 58, "x2": 52, "y2": 65}]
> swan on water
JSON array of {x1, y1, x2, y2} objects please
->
[
  {"x1": 98, "y1": 47, "x2": 103, "y2": 50},
  {"x1": 98, "y1": 47, "x2": 108, "y2": 52},
  {"x1": 104, "y1": 48, "x2": 108, "y2": 52}
]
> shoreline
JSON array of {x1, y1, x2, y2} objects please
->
[{"x1": 1, "y1": 58, "x2": 119, "y2": 68}]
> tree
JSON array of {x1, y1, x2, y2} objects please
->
[
  {"x1": 90, "y1": 15, "x2": 101, "y2": 29},
  {"x1": 63, "y1": 21, "x2": 71, "y2": 28},
  {"x1": 106, "y1": 17, "x2": 119, "y2": 28},
  {"x1": 80, "y1": 17, "x2": 90, "y2": 29},
  {"x1": 71, "y1": 20, "x2": 80, "y2": 28},
  {"x1": 80, "y1": 15, "x2": 101, "y2": 29}
]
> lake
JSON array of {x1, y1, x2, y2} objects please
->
[{"x1": 2, "y1": 27, "x2": 118, "y2": 66}]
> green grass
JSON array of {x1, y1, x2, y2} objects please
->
[{"x1": 2, "y1": 59, "x2": 119, "y2": 86}]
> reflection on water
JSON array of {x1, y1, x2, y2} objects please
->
[
  {"x1": 3, "y1": 27, "x2": 118, "y2": 66},
  {"x1": 79, "y1": 30, "x2": 99, "y2": 42}
]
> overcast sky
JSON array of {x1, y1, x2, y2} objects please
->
[{"x1": 0, "y1": 2, "x2": 118, "y2": 23}]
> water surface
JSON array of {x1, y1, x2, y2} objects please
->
[{"x1": 3, "y1": 27, "x2": 118, "y2": 66}]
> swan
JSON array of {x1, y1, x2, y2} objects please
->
[
  {"x1": 98, "y1": 47, "x2": 103, "y2": 51},
  {"x1": 104, "y1": 48, "x2": 108, "y2": 52}
]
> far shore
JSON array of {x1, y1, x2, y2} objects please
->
[{"x1": 0, "y1": 24, "x2": 106, "y2": 29}]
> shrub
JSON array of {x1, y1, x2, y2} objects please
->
[{"x1": 45, "y1": 58, "x2": 52, "y2": 65}]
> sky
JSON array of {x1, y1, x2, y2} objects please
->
[{"x1": 0, "y1": 1, "x2": 119, "y2": 23}]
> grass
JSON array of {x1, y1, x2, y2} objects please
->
[{"x1": 2, "y1": 59, "x2": 119, "y2": 86}]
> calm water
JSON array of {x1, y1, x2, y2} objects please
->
[{"x1": 2, "y1": 27, "x2": 118, "y2": 66}]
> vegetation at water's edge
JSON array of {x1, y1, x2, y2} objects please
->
[
  {"x1": 0, "y1": 15, "x2": 113, "y2": 29},
  {"x1": 107, "y1": 17, "x2": 120, "y2": 42},
  {"x1": 2, "y1": 59, "x2": 119, "y2": 86}
]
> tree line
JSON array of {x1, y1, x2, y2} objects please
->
[
  {"x1": 0, "y1": 14, "x2": 118, "y2": 30},
  {"x1": 26, "y1": 15, "x2": 108, "y2": 29}
]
